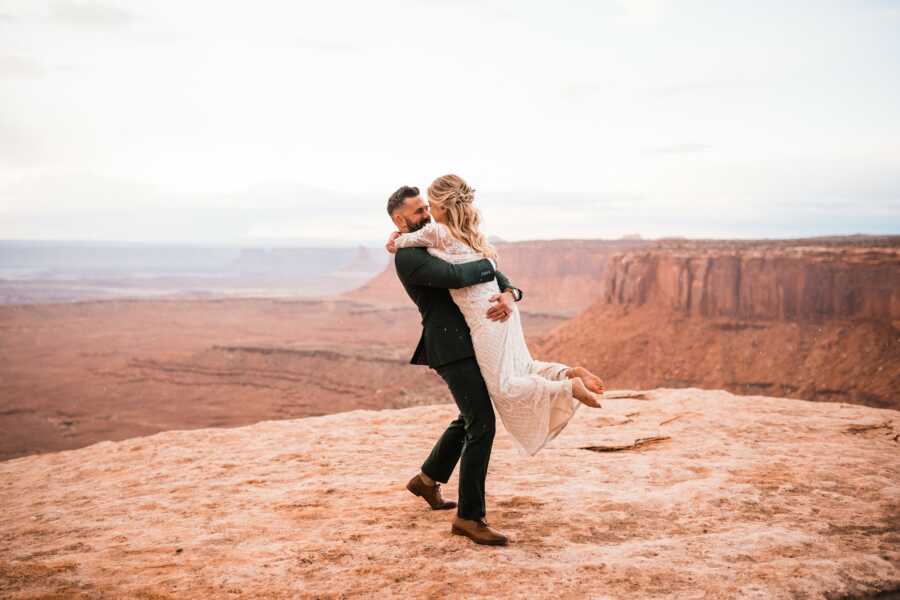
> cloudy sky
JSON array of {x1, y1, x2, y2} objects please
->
[{"x1": 1, "y1": 0, "x2": 898, "y2": 244}]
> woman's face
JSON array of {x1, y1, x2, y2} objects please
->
[{"x1": 428, "y1": 196, "x2": 447, "y2": 223}]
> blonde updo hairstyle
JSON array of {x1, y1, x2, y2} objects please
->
[{"x1": 427, "y1": 174, "x2": 498, "y2": 262}]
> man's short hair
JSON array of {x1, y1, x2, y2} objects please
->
[{"x1": 387, "y1": 185, "x2": 420, "y2": 216}]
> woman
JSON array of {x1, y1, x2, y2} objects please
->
[{"x1": 386, "y1": 174, "x2": 605, "y2": 457}]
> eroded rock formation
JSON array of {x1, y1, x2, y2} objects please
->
[
  {"x1": 601, "y1": 242, "x2": 900, "y2": 321},
  {"x1": 536, "y1": 237, "x2": 900, "y2": 409}
]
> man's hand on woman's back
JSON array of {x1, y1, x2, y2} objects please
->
[{"x1": 486, "y1": 291, "x2": 515, "y2": 322}]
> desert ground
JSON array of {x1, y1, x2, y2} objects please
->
[
  {"x1": 1, "y1": 388, "x2": 897, "y2": 598},
  {"x1": 0, "y1": 296, "x2": 565, "y2": 460}
]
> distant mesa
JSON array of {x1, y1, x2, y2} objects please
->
[
  {"x1": 233, "y1": 245, "x2": 387, "y2": 279},
  {"x1": 335, "y1": 245, "x2": 390, "y2": 276}
]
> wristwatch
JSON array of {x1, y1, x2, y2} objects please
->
[
  {"x1": 486, "y1": 257, "x2": 522, "y2": 302},
  {"x1": 506, "y1": 287, "x2": 523, "y2": 302}
]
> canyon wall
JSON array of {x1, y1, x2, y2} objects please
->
[
  {"x1": 536, "y1": 237, "x2": 900, "y2": 409},
  {"x1": 602, "y1": 242, "x2": 900, "y2": 322}
]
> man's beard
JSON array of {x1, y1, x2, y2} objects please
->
[{"x1": 405, "y1": 215, "x2": 431, "y2": 233}]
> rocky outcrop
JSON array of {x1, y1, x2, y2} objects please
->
[
  {"x1": 347, "y1": 238, "x2": 650, "y2": 315},
  {"x1": 602, "y1": 241, "x2": 900, "y2": 321},
  {"x1": 536, "y1": 237, "x2": 900, "y2": 409},
  {"x1": 1, "y1": 388, "x2": 897, "y2": 598},
  {"x1": 536, "y1": 303, "x2": 900, "y2": 409}
]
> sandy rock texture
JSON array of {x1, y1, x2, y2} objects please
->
[{"x1": 1, "y1": 388, "x2": 898, "y2": 599}]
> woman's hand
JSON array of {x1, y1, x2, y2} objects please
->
[{"x1": 385, "y1": 231, "x2": 401, "y2": 254}]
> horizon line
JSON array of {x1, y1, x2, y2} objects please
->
[{"x1": 1, "y1": 232, "x2": 898, "y2": 247}]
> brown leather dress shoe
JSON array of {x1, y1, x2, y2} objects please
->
[
  {"x1": 406, "y1": 473, "x2": 457, "y2": 510},
  {"x1": 451, "y1": 516, "x2": 509, "y2": 546}
]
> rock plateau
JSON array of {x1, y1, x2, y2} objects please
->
[{"x1": 1, "y1": 388, "x2": 898, "y2": 599}]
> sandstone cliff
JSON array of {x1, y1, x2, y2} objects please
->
[
  {"x1": 601, "y1": 241, "x2": 900, "y2": 321},
  {"x1": 537, "y1": 238, "x2": 900, "y2": 409},
  {"x1": 1, "y1": 388, "x2": 898, "y2": 598}
]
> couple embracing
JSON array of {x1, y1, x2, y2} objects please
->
[{"x1": 385, "y1": 174, "x2": 606, "y2": 546}]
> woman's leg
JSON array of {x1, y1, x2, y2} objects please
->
[{"x1": 528, "y1": 359, "x2": 570, "y2": 381}]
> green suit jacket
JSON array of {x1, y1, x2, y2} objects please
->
[{"x1": 394, "y1": 246, "x2": 519, "y2": 369}]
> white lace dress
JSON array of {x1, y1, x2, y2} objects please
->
[{"x1": 394, "y1": 221, "x2": 581, "y2": 456}]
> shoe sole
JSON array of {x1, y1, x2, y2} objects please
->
[
  {"x1": 406, "y1": 482, "x2": 456, "y2": 510},
  {"x1": 451, "y1": 524, "x2": 508, "y2": 545}
]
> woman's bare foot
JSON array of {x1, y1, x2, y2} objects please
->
[
  {"x1": 571, "y1": 377, "x2": 603, "y2": 408},
  {"x1": 566, "y1": 366, "x2": 605, "y2": 394}
]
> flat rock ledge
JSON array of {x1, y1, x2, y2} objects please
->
[{"x1": 1, "y1": 388, "x2": 898, "y2": 599}]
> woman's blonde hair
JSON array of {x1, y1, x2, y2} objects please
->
[{"x1": 427, "y1": 174, "x2": 498, "y2": 262}]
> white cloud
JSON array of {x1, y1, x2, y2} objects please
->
[
  {"x1": 0, "y1": 0, "x2": 898, "y2": 241},
  {"x1": 49, "y1": 1, "x2": 137, "y2": 28},
  {"x1": 0, "y1": 54, "x2": 47, "y2": 78},
  {"x1": 642, "y1": 143, "x2": 711, "y2": 155}
]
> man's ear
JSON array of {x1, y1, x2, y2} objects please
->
[{"x1": 391, "y1": 213, "x2": 405, "y2": 231}]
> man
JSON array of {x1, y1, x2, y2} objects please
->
[{"x1": 386, "y1": 184, "x2": 523, "y2": 546}]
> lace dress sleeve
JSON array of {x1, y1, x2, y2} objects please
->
[
  {"x1": 394, "y1": 221, "x2": 447, "y2": 251},
  {"x1": 396, "y1": 221, "x2": 491, "y2": 265}
]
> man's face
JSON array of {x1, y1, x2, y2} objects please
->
[{"x1": 393, "y1": 195, "x2": 432, "y2": 233}]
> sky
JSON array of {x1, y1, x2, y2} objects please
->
[{"x1": 1, "y1": 0, "x2": 899, "y2": 244}]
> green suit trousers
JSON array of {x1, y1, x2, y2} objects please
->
[{"x1": 420, "y1": 356, "x2": 496, "y2": 521}]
